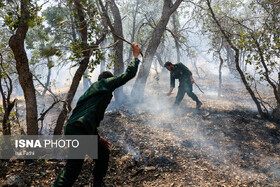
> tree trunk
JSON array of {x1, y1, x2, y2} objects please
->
[
  {"x1": 108, "y1": 0, "x2": 124, "y2": 103},
  {"x1": 54, "y1": 1, "x2": 106, "y2": 135},
  {"x1": 217, "y1": 38, "x2": 224, "y2": 97},
  {"x1": 155, "y1": 53, "x2": 164, "y2": 67},
  {"x1": 272, "y1": 72, "x2": 280, "y2": 122},
  {"x1": 42, "y1": 64, "x2": 52, "y2": 97},
  {"x1": 0, "y1": 67, "x2": 16, "y2": 135},
  {"x1": 54, "y1": 54, "x2": 90, "y2": 135},
  {"x1": 131, "y1": 0, "x2": 183, "y2": 101},
  {"x1": 172, "y1": 12, "x2": 180, "y2": 62},
  {"x1": 100, "y1": 60, "x2": 105, "y2": 72},
  {"x1": 226, "y1": 45, "x2": 235, "y2": 72},
  {"x1": 2, "y1": 100, "x2": 16, "y2": 135},
  {"x1": 218, "y1": 52, "x2": 223, "y2": 97},
  {"x1": 9, "y1": 0, "x2": 38, "y2": 135},
  {"x1": 54, "y1": 0, "x2": 90, "y2": 135},
  {"x1": 100, "y1": 39, "x2": 107, "y2": 73},
  {"x1": 128, "y1": 0, "x2": 140, "y2": 62}
]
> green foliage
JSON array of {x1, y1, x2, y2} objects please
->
[
  {"x1": 47, "y1": 60, "x2": 55, "y2": 69},
  {"x1": 199, "y1": 0, "x2": 280, "y2": 88},
  {"x1": 0, "y1": 12, "x2": 16, "y2": 80},
  {"x1": 26, "y1": 25, "x2": 48, "y2": 49},
  {"x1": 28, "y1": 2, "x2": 43, "y2": 27},
  {"x1": 39, "y1": 1, "x2": 106, "y2": 71},
  {"x1": 39, "y1": 46, "x2": 62, "y2": 58},
  {"x1": 106, "y1": 53, "x2": 118, "y2": 70},
  {"x1": 69, "y1": 40, "x2": 83, "y2": 61},
  {"x1": 2, "y1": 1, "x2": 42, "y2": 31},
  {"x1": 235, "y1": 28, "x2": 279, "y2": 84},
  {"x1": 88, "y1": 49, "x2": 105, "y2": 73},
  {"x1": 42, "y1": 6, "x2": 67, "y2": 27},
  {"x1": 0, "y1": 1, "x2": 4, "y2": 8}
]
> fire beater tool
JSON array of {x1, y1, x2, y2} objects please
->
[{"x1": 194, "y1": 82, "x2": 204, "y2": 94}]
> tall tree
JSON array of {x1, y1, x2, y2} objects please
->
[
  {"x1": 8, "y1": 0, "x2": 38, "y2": 135},
  {"x1": 54, "y1": 0, "x2": 105, "y2": 135},
  {"x1": 0, "y1": 53, "x2": 16, "y2": 135},
  {"x1": 131, "y1": 0, "x2": 183, "y2": 101},
  {"x1": 171, "y1": 11, "x2": 181, "y2": 62},
  {"x1": 108, "y1": 0, "x2": 124, "y2": 103},
  {"x1": 127, "y1": 0, "x2": 140, "y2": 62},
  {"x1": 204, "y1": 0, "x2": 280, "y2": 119}
]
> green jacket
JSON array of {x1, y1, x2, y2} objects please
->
[
  {"x1": 66, "y1": 58, "x2": 140, "y2": 134},
  {"x1": 170, "y1": 63, "x2": 192, "y2": 88}
]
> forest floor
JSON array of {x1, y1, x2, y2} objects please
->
[{"x1": 0, "y1": 72, "x2": 280, "y2": 186}]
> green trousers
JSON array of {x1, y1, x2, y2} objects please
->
[
  {"x1": 52, "y1": 123, "x2": 110, "y2": 187},
  {"x1": 175, "y1": 83, "x2": 199, "y2": 105}
]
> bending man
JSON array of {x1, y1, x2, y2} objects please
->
[{"x1": 164, "y1": 61, "x2": 202, "y2": 109}]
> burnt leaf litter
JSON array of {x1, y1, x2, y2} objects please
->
[{"x1": 1, "y1": 75, "x2": 280, "y2": 186}]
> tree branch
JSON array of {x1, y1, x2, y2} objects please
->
[
  {"x1": 37, "y1": 99, "x2": 60, "y2": 122},
  {"x1": 32, "y1": 73, "x2": 57, "y2": 98},
  {"x1": 169, "y1": 0, "x2": 184, "y2": 14}
]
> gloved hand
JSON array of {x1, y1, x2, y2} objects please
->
[{"x1": 100, "y1": 137, "x2": 111, "y2": 150}]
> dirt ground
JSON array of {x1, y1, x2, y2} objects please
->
[{"x1": 0, "y1": 71, "x2": 280, "y2": 186}]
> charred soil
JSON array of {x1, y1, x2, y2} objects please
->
[{"x1": 1, "y1": 74, "x2": 280, "y2": 186}]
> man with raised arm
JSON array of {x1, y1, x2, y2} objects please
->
[{"x1": 53, "y1": 43, "x2": 142, "y2": 187}]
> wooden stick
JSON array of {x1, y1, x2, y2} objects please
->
[
  {"x1": 110, "y1": 30, "x2": 144, "y2": 57},
  {"x1": 82, "y1": 40, "x2": 120, "y2": 52}
]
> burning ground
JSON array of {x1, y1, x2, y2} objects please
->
[
  {"x1": 97, "y1": 96, "x2": 280, "y2": 186},
  {"x1": 1, "y1": 74, "x2": 280, "y2": 186}
]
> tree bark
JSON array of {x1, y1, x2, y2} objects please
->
[
  {"x1": 272, "y1": 72, "x2": 280, "y2": 122},
  {"x1": 155, "y1": 52, "x2": 164, "y2": 67},
  {"x1": 2, "y1": 100, "x2": 16, "y2": 135},
  {"x1": 83, "y1": 69, "x2": 92, "y2": 92},
  {"x1": 108, "y1": 0, "x2": 124, "y2": 103},
  {"x1": 218, "y1": 50, "x2": 223, "y2": 97},
  {"x1": 9, "y1": 0, "x2": 38, "y2": 135},
  {"x1": 54, "y1": 0, "x2": 90, "y2": 135},
  {"x1": 131, "y1": 0, "x2": 183, "y2": 101},
  {"x1": 42, "y1": 59, "x2": 52, "y2": 97},
  {"x1": 172, "y1": 12, "x2": 180, "y2": 62},
  {"x1": 128, "y1": 0, "x2": 140, "y2": 62},
  {"x1": 0, "y1": 55, "x2": 16, "y2": 135},
  {"x1": 217, "y1": 38, "x2": 224, "y2": 97}
]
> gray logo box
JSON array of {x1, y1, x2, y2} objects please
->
[{"x1": 0, "y1": 135, "x2": 98, "y2": 159}]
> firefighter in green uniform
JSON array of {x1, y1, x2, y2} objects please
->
[
  {"x1": 164, "y1": 61, "x2": 202, "y2": 109},
  {"x1": 53, "y1": 43, "x2": 142, "y2": 187}
]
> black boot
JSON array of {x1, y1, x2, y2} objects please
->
[{"x1": 196, "y1": 100, "x2": 202, "y2": 109}]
